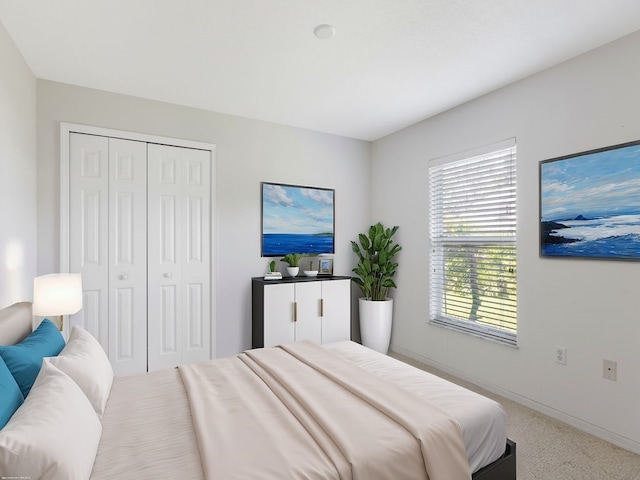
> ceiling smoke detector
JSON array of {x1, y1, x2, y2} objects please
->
[{"x1": 313, "y1": 24, "x2": 336, "y2": 40}]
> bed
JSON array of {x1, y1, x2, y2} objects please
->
[{"x1": 0, "y1": 302, "x2": 516, "y2": 480}]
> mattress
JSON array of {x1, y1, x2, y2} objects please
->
[{"x1": 90, "y1": 341, "x2": 506, "y2": 479}]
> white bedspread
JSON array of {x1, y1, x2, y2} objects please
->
[
  {"x1": 324, "y1": 341, "x2": 507, "y2": 472},
  {"x1": 179, "y1": 341, "x2": 471, "y2": 480},
  {"x1": 89, "y1": 341, "x2": 506, "y2": 479}
]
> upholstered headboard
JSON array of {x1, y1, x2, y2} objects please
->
[{"x1": 0, "y1": 302, "x2": 33, "y2": 345}]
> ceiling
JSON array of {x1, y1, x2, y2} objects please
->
[{"x1": 2, "y1": 1, "x2": 640, "y2": 141}]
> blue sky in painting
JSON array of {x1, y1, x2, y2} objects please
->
[
  {"x1": 263, "y1": 184, "x2": 334, "y2": 234},
  {"x1": 541, "y1": 144, "x2": 640, "y2": 221}
]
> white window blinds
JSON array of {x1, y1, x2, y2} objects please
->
[{"x1": 429, "y1": 140, "x2": 517, "y2": 346}]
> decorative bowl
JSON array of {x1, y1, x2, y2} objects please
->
[{"x1": 303, "y1": 270, "x2": 318, "y2": 277}]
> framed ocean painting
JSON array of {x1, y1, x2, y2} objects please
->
[
  {"x1": 261, "y1": 182, "x2": 335, "y2": 257},
  {"x1": 539, "y1": 140, "x2": 640, "y2": 260}
]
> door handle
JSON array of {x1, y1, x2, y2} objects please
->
[{"x1": 293, "y1": 302, "x2": 297, "y2": 322}]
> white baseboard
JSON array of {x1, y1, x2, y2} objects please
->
[{"x1": 390, "y1": 344, "x2": 640, "y2": 456}]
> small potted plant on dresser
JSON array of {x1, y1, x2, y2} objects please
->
[
  {"x1": 280, "y1": 253, "x2": 304, "y2": 277},
  {"x1": 351, "y1": 223, "x2": 402, "y2": 354}
]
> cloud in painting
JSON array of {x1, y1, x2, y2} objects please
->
[
  {"x1": 541, "y1": 144, "x2": 640, "y2": 220},
  {"x1": 301, "y1": 188, "x2": 333, "y2": 205},
  {"x1": 262, "y1": 183, "x2": 334, "y2": 234},
  {"x1": 264, "y1": 184, "x2": 294, "y2": 207}
]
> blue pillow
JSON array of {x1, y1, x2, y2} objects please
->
[
  {"x1": 0, "y1": 356, "x2": 23, "y2": 428},
  {"x1": 0, "y1": 319, "x2": 65, "y2": 397}
]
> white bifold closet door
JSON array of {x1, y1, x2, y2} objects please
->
[
  {"x1": 147, "y1": 144, "x2": 211, "y2": 372},
  {"x1": 69, "y1": 133, "x2": 211, "y2": 376}
]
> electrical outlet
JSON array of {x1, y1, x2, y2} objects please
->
[
  {"x1": 555, "y1": 346, "x2": 567, "y2": 365},
  {"x1": 603, "y1": 360, "x2": 617, "y2": 381}
]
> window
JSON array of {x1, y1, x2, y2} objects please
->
[{"x1": 428, "y1": 139, "x2": 517, "y2": 346}]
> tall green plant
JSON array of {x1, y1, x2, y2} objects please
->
[{"x1": 351, "y1": 223, "x2": 402, "y2": 301}]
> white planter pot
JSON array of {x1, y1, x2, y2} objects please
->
[
  {"x1": 286, "y1": 266, "x2": 299, "y2": 277},
  {"x1": 359, "y1": 297, "x2": 393, "y2": 354}
]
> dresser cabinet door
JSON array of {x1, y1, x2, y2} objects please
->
[
  {"x1": 320, "y1": 279, "x2": 351, "y2": 344},
  {"x1": 294, "y1": 281, "x2": 322, "y2": 343},
  {"x1": 263, "y1": 283, "x2": 296, "y2": 347}
]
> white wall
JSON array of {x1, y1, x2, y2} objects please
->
[
  {"x1": 36, "y1": 80, "x2": 371, "y2": 357},
  {"x1": 0, "y1": 21, "x2": 36, "y2": 308},
  {"x1": 372, "y1": 30, "x2": 640, "y2": 452}
]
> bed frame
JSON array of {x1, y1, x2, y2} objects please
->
[
  {"x1": 0, "y1": 302, "x2": 516, "y2": 480},
  {"x1": 473, "y1": 438, "x2": 516, "y2": 480}
]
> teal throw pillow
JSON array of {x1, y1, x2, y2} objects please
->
[
  {"x1": 0, "y1": 356, "x2": 24, "y2": 428},
  {"x1": 0, "y1": 319, "x2": 65, "y2": 397}
]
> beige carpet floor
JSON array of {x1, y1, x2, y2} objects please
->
[{"x1": 389, "y1": 351, "x2": 640, "y2": 480}]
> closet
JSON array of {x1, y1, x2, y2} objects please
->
[{"x1": 65, "y1": 127, "x2": 214, "y2": 376}]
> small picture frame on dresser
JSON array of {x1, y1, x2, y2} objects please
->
[{"x1": 318, "y1": 258, "x2": 333, "y2": 275}]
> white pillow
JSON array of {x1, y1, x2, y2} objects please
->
[
  {"x1": 0, "y1": 361, "x2": 102, "y2": 480},
  {"x1": 47, "y1": 325, "x2": 114, "y2": 418}
]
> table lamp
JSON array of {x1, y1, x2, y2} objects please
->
[{"x1": 33, "y1": 273, "x2": 83, "y2": 330}]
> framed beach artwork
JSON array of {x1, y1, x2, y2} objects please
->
[
  {"x1": 261, "y1": 182, "x2": 335, "y2": 257},
  {"x1": 539, "y1": 140, "x2": 640, "y2": 260},
  {"x1": 318, "y1": 258, "x2": 334, "y2": 275}
]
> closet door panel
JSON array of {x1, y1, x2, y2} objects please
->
[
  {"x1": 113, "y1": 287, "x2": 135, "y2": 359},
  {"x1": 160, "y1": 284, "x2": 178, "y2": 353},
  {"x1": 182, "y1": 148, "x2": 211, "y2": 364},
  {"x1": 186, "y1": 283, "x2": 204, "y2": 349},
  {"x1": 147, "y1": 144, "x2": 211, "y2": 370},
  {"x1": 108, "y1": 138, "x2": 147, "y2": 375},
  {"x1": 69, "y1": 133, "x2": 109, "y2": 348},
  {"x1": 147, "y1": 144, "x2": 184, "y2": 371}
]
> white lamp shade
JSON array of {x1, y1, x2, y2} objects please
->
[{"x1": 33, "y1": 273, "x2": 83, "y2": 316}]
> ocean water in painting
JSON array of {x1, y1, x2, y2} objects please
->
[
  {"x1": 540, "y1": 142, "x2": 640, "y2": 259},
  {"x1": 541, "y1": 213, "x2": 640, "y2": 258},
  {"x1": 263, "y1": 234, "x2": 334, "y2": 256}
]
